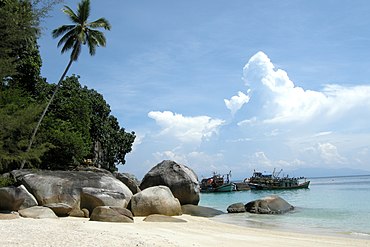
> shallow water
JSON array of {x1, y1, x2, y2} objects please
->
[{"x1": 199, "y1": 175, "x2": 370, "y2": 238}]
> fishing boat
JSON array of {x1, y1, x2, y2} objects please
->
[
  {"x1": 200, "y1": 171, "x2": 236, "y2": 192},
  {"x1": 245, "y1": 169, "x2": 310, "y2": 190}
]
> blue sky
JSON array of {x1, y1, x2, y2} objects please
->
[{"x1": 38, "y1": 0, "x2": 370, "y2": 179}]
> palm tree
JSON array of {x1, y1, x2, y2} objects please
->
[{"x1": 21, "y1": 0, "x2": 111, "y2": 169}]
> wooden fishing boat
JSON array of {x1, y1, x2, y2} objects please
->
[
  {"x1": 245, "y1": 169, "x2": 310, "y2": 190},
  {"x1": 200, "y1": 171, "x2": 236, "y2": 192}
]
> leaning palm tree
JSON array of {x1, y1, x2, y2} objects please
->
[{"x1": 21, "y1": 0, "x2": 111, "y2": 169}]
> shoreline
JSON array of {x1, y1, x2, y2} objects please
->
[
  {"x1": 1, "y1": 215, "x2": 368, "y2": 247},
  {"x1": 210, "y1": 213, "x2": 370, "y2": 240}
]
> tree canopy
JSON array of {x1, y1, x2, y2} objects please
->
[{"x1": 0, "y1": 0, "x2": 135, "y2": 173}]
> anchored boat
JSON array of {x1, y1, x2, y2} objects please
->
[
  {"x1": 200, "y1": 171, "x2": 236, "y2": 192},
  {"x1": 245, "y1": 169, "x2": 310, "y2": 190}
]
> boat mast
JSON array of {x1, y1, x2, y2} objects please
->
[{"x1": 275, "y1": 169, "x2": 283, "y2": 178}]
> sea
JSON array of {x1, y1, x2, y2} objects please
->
[{"x1": 198, "y1": 175, "x2": 370, "y2": 239}]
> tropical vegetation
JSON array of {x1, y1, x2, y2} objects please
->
[{"x1": 0, "y1": 0, "x2": 135, "y2": 174}]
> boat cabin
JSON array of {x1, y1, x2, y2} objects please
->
[{"x1": 252, "y1": 171, "x2": 272, "y2": 178}]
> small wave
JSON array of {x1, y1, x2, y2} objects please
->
[{"x1": 349, "y1": 232, "x2": 370, "y2": 238}]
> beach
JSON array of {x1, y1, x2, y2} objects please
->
[{"x1": 0, "y1": 215, "x2": 368, "y2": 247}]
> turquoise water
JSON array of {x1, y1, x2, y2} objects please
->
[{"x1": 199, "y1": 175, "x2": 370, "y2": 238}]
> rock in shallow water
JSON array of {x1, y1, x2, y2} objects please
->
[{"x1": 245, "y1": 195, "x2": 294, "y2": 214}]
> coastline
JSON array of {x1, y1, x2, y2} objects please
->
[
  {"x1": 199, "y1": 175, "x2": 370, "y2": 240},
  {"x1": 0, "y1": 215, "x2": 368, "y2": 247},
  {"x1": 211, "y1": 212, "x2": 370, "y2": 240}
]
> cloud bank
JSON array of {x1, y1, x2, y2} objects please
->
[
  {"x1": 241, "y1": 51, "x2": 370, "y2": 124},
  {"x1": 148, "y1": 111, "x2": 224, "y2": 145}
]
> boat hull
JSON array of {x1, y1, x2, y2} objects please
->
[
  {"x1": 248, "y1": 181, "x2": 310, "y2": 190},
  {"x1": 200, "y1": 183, "x2": 235, "y2": 193}
]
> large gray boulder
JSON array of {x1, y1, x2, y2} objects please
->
[
  {"x1": 11, "y1": 170, "x2": 132, "y2": 212},
  {"x1": 0, "y1": 185, "x2": 38, "y2": 211},
  {"x1": 140, "y1": 160, "x2": 200, "y2": 205},
  {"x1": 245, "y1": 195, "x2": 294, "y2": 214},
  {"x1": 131, "y1": 186, "x2": 182, "y2": 216},
  {"x1": 90, "y1": 206, "x2": 134, "y2": 223},
  {"x1": 81, "y1": 187, "x2": 129, "y2": 213},
  {"x1": 18, "y1": 206, "x2": 58, "y2": 219}
]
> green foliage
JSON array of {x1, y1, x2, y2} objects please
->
[
  {"x1": 34, "y1": 75, "x2": 136, "y2": 171},
  {"x1": 0, "y1": 0, "x2": 62, "y2": 90},
  {"x1": 0, "y1": 0, "x2": 40, "y2": 86},
  {"x1": 11, "y1": 38, "x2": 43, "y2": 94},
  {"x1": 0, "y1": 77, "x2": 135, "y2": 173},
  {"x1": 38, "y1": 76, "x2": 92, "y2": 169},
  {"x1": 0, "y1": 176, "x2": 15, "y2": 188},
  {"x1": 95, "y1": 115, "x2": 136, "y2": 172},
  {"x1": 0, "y1": 88, "x2": 51, "y2": 173},
  {"x1": 50, "y1": 75, "x2": 91, "y2": 143},
  {"x1": 74, "y1": 76, "x2": 136, "y2": 172},
  {"x1": 38, "y1": 117, "x2": 90, "y2": 169}
]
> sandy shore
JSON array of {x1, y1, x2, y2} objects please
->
[{"x1": 0, "y1": 215, "x2": 368, "y2": 247}]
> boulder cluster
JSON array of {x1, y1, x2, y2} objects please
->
[{"x1": 0, "y1": 160, "x2": 214, "y2": 223}]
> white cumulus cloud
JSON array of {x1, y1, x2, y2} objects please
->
[
  {"x1": 254, "y1": 151, "x2": 273, "y2": 167},
  {"x1": 148, "y1": 111, "x2": 225, "y2": 144},
  {"x1": 153, "y1": 150, "x2": 188, "y2": 165},
  {"x1": 224, "y1": 90, "x2": 250, "y2": 115},
  {"x1": 241, "y1": 51, "x2": 370, "y2": 123},
  {"x1": 317, "y1": 142, "x2": 346, "y2": 164}
]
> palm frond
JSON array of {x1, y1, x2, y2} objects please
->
[
  {"x1": 62, "y1": 6, "x2": 79, "y2": 23},
  {"x1": 61, "y1": 36, "x2": 76, "y2": 54},
  {"x1": 87, "y1": 35, "x2": 97, "y2": 56},
  {"x1": 88, "y1": 18, "x2": 111, "y2": 30},
  {"x1": 77, "y1": 0, "x2": 90, "y2": 23},
  {"x1": 88, "y1": 29, "x2": 106, "y2": 47},
  {"x1": 57, "y1": 28, "x2": 77, "y2": 47},
  {"x1": 52, "y1": 25, "x2": 75, "y2": 38}
]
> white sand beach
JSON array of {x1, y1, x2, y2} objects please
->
[{"x1": 0, "y1": 215, "x2": 368, "y2": 247}]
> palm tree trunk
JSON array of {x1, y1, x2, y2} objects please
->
[{"x1": 20, "y1": 58, "x2": 74, "y2": 169}]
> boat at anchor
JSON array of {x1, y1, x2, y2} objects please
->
[
  {"x1": 245, "y1": 169, "x2": 310, "y2": 190},
  {"x1": 200, "y1": 171, "x2": 236, "y2": 192}
]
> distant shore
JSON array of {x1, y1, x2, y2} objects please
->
[{"x1": 0, "y1": 215, "x2": 368, "y2": 247}]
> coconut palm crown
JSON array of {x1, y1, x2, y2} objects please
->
[{"x1": 52, "y1": 0, "x2": 111, "y2": 61}]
